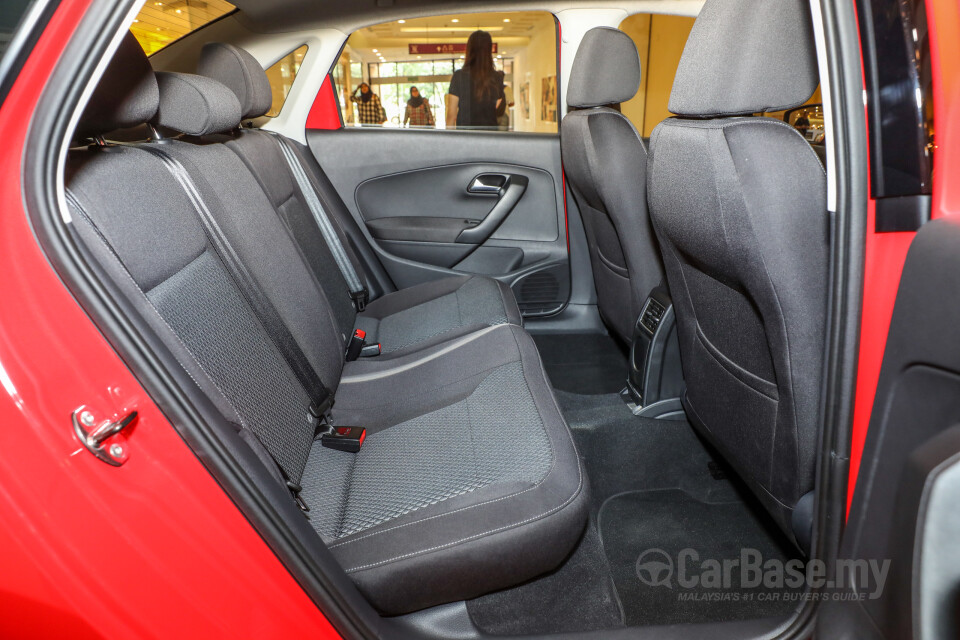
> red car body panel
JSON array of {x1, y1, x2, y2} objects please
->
[{"x1": 0, "y1": 4, "x2": 340, "y2": 638}]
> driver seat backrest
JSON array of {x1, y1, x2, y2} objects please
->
[
  {"x1": 561, "y1": 27, "x2": 663, "y2": 343},
  {"x1": 646, "y1": 0, "x2": 828, "y2": 544}
]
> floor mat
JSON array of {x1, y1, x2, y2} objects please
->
[
  {"x1": 466, "y1": 517, "x2": 624, "y2": 634},
  {"x1": 598, "y1": 489, "x2": 802, "y2": 626},
  {"x1": 533, "y1": 333, "x2": 628, "y2": 395}
]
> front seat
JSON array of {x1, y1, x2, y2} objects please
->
[
  {"x1": 646, "y1": 0, "x2": 828, "y2": 544},
  {"x1": 561, "y1": 27, "x2": 663, "y2": 344}
]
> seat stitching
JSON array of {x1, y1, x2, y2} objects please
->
[
  {"x1": 345, "y1": 472, "x2": 583, "y2": 573},
  {"x1": 70, "y1": 197, "x2": 247, "y2": 430},
  {"x1": 336, "y1": 330, "x2": 582, "y2": 568}
]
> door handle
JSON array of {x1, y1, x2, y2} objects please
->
[
  {"x1": 467, "y1": 173, "x2": 509, "y2": 195},
  {"x1": 457, "y1": 175, "x2": 529, "y2": 244}
]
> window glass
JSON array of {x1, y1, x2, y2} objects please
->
[
  {"x1": 131, "y1": 0, "x2": 235, "y2": 55},
  {"x1": 264, "y1": 45, "x2": 307, "y2": 117},
  {"x1": 331, "y1": 11, "x2": 558, "y2": 133},
  {"x1": 617, "y1": 13, "x2": 696, "y2": 137},
  {"x1": 0, "y1": 0, "x2": 35, "y2": 60}
]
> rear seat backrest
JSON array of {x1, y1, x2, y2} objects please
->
[
  {"x1": 66, "y1": 36, "x2": 322, "y2": 484},
  {"x1": 197, "y1": 42, "x2": 364, "y2": 338},
  {"x1": 149, "y1": 71, "x2": 350, "y2": 384}
]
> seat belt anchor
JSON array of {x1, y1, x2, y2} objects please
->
[
  {"x1": 350, "y1": 288, "x2": 369, "y2": 311},
  {"x1": 286, "y1": 480, "x2": 310, "y2": 512}
]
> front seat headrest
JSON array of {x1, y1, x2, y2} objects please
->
[
  {"x1": 567, "y1": 27, "x2": 641, "y2": 109},
  {"x1": 196, "y1": 42, "x2": 272, "y2": 119},
  {"x1": 669, "y1": 0, "x2": 819, "y2": 117},
  {"x1": 151, "y1": 71, "x2": 242, "y2": 136},
  {"x1": 76, "y1": 32, "x2": 159, "y2": 138}
]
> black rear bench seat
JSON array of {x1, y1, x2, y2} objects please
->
[{"x1": 64, "y1": 33, "x2": 587, "y2": 615}]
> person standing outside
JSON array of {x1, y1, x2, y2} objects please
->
[
  {"x1": 446, "y1": 30, "x2": 505, "y2": 130},
  {"x1": 403, "y1": 86, "x2": 435, "y2": 128},
  {"x1": 350, "y1": 82, "x2": 386, "y2": 126}
]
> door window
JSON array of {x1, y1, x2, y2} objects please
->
[{"x1": 331, "y1": 11, "x2": 558, "y2": 133}]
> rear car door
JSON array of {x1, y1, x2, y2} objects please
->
[{"x1": 305, "y1": 11, "x2": 572, "y2": 319}]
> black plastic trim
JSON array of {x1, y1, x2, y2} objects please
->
[
  {"x1": 856, "y1": 0, "x2": 933, "y2": 204},
  {"x1": 874, "y1": 194, "x2": 931, "y2": 232}
]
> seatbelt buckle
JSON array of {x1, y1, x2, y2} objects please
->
[
  {"x1": 350, "y1": 288, "x2": 369, "y2": 312},
  {"x1": 359, "y1": 342, "x2": 381, "y2": 358},
  {"x1": 321, "y1": 426, "x2": 366, "y2": 453},
  {"x1": 345, "y1": 329, "x2": 366, "y2": 361}
]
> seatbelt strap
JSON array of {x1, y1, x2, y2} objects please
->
[
  {"x1": 139, "y1": 144, "x2": 334, "y2": 424},
  {"x1": 269, "y1": 132, "x2": 368, "y2": 310}
]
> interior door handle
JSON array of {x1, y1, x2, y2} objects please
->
[
  {"x1": 457, "y1": 175, "x2": 529, "y2": 244},
  {"x1": 467, "y1": 173, "x2": 509, "y2": 194}
]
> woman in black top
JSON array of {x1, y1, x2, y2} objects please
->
[{"x1": 446, "y1": 30, "x2": 505, "y2": 130}]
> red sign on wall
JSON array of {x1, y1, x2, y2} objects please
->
[{"x1": 408, "y1": 43, "x2": 498, "y2": 55}]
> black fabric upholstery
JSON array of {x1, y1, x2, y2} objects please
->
[
  {"x1": 561, "y1": 28, "x2": 663, "y2": 342},
  {"x1": 648, "y1": 10, "x2": 828, "y2": 539},
  {"x1": 567, "y1": 27, "x2": 641, "y2": 109},
  {"x1": 197, "y1": 42, "x2": 272, "y2": 119},
  {"x1": 76, "y1": 32, "x2": 158, "y2": 138},
  {"x1": 67, "y1": 37, "x2": 586, "y2": 615},
  {"x1": 649, "y1": 117, "x2": 828, "y2": 535},
  {"x1": 669, "y1": 0, "x2": 819, "y2": 117},
  {"x1": 194, "y1": 44, "x2": 523, "y2": 355},
  {"x1": 153, "y1": 72, "x2": 241, "y2": 135},
  {"x1": 323, "y1": 325, "x2": 588, "y2": 614}
]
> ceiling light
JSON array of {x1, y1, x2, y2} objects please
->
[
  {"x1": 451, "y1": 18, "x2": 459, "y2": 23},
  {"x1": 133, "y1": 18, "x2": 139, "y2": 22},
  {"x1": 496, "y1": 54, "x2": 502, "y2": 58},
  {"x1": 176, "y1": 8, "x2": 182, "y2": 13},
  {"x1": 417, "y1": 55, "x2": 422, "y2": 59},
  {"x1": 372, "y1": 49, "x2": 378, "y2": 52},
  {"x1": 503, "y1": 18, "x2": 510, "y2": 22},
  {"x1": 397, "y1": 19, "x2": 405, "y2": 23},
  {"x1": 400, "y1": 26, "x2": 503, "y2": 33}
]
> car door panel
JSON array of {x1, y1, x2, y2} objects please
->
[
  {"x1": 306, "y1": 129, "x2": 570, "y2": 316},
  {"x1": 356, "y1": 163, "x2": 556, "y2": 242},
  {"x1": 818, "y1": 218, "x2": 960, "y2": 639}
]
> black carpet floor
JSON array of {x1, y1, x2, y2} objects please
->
[
  {"x1": 467, "y1": 348, "x2": 802, "y2": 633},
  {"x1": 598, "y1": 489, "x2": 802, "y2": 626},
  {"x1": 532, "y1": 333, "x2": 628, "y2": 395},
  {"x1": 466, "y1": 517, "x2": 624, "y2": 635}
]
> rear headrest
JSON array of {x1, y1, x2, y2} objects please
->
[
  {"x1": 77, "y1": 32, "x2": 158, "y2": 138},
  {"x1": 152, "y1": 72, "x2": 241, "y2": 136},
  {"x1": 196, "y1": 42, "x2": 272, "y2": 119},
  {"x1": 669, "y1": 0, "x2": 819, "y2": 117},
  {"x1": 567, "y1": 27, "x2": 641, "y2": 109}
]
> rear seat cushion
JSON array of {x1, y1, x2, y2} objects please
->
[
  {"x1": 355, "y1": 275, "x2": 523, "y2": 357},
  {"x1": 301, "y1": 324, "x2": 588, "y2": 614}
]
